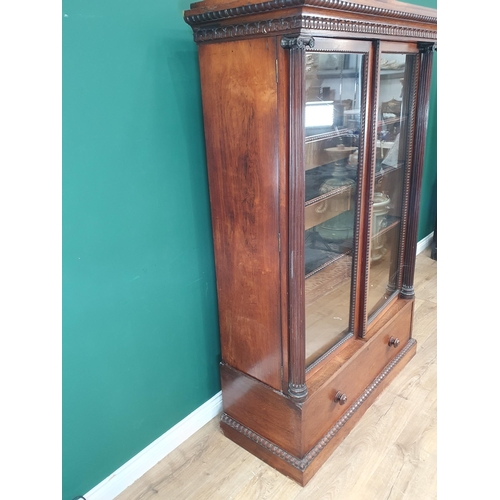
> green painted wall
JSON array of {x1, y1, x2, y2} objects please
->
[
  {"x1": 62, "y1": 0, "x2": 437, "y2": 498},
  {"x1": 406, "y1": 0, "x2": 438, "y2": 240},
  {"x1": 62, "y1": 2, "x2": 221, "y2": 498}
]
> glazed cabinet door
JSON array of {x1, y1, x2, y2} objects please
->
[
  {"x1": 365, "y1": 42, "x2": 421, "y2": 323},
  {"x1": 303, "y1": 41, "x2": 372, "y2": 366},
  {"x1": 285, "y1": 37, "x2": 373, "y2": 393}
]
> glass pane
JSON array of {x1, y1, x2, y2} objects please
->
[
  {"x1": 304, "y1": 52, "x2": 364, "y2": 365},
  {"x1": 366, "y1": 53, "x2": 417, "y2": 317}
]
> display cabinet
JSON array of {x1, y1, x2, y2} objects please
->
[{"x1": 183, "y1": 0, "x2": 436, "y2": 485}]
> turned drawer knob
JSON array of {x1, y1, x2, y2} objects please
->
[
  {"x1": 334, "y1": 391, "x2": 348, "y2": 405},
  {"x1": 388, "y1": 336, "x2": 400, "y2": 348}
]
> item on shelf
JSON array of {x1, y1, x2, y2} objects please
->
[
  {"x1": 305, "y1": 53, "x2": 319, "y2": 73},
  {"x1": 317, "y1": 208, "x2": 355, "y2": 243},
  {"x1": 370, "y1": 192, "x2": 391, "y2": 262},
  {"x1": 329, "y1": 160, "x2": 355, "y2": 187},
  {"x1": 341, "y1": 99, "x2": 353, "y2": 111},
  {"x1": 314, "y1": 161, "x2": 355, "y2": 213},
  {"x1": 346, "y1": 148, "x2": 359, "y2": 179},
  {"x1": 380, "y1": 58, "x2": 405, "y2": 70},
  {"x1": 381, "y1": 98, "x2": 402, "y2": 116},
  {"x1": 381, "y1": 134, "x2": 400, "y2": 168},
  {"x1": 324, "y1": 145, "x2": 357, "y2": 161}
]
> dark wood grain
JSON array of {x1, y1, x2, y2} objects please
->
[
  {"x1": 220, "y1": 362, "x2": 303, "y2": 456},
  {"x1": 198, "y1": 38, "x2": 283, "y2": 390},
  {"x1": 285, "y1": 37, "x2": 308, "y2": 402},
  {"x1": 277, "y1": 39, "x2": 291, "y2": 393}
]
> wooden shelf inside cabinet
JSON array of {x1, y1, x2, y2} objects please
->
[
  {"x1": 305, "y1": 184, "x2": 355, "y2": 231},
  {"x1": 305, "y1": 137, "x2": 359, "y2": 171},
  {"x1": 375, "y1": 162, "x2": 403, "y2": 181},
  {"x1": 315, "y1": 69, "x2": 360, "y2": 79},
  {"x1": 380, "y1": 117, "x2": 401, "y2": 128},
  {"x1": 305, "y1": 128, "x2": 359, "y2": 143},
  {"x1": 372, "y1": 216, "x2": 400, "y2": 240}
]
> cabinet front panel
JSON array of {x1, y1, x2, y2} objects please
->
[
  {"x1": 303, "y1": 48, "x2": 368, "y2": 366},
  {"x1": 366, "y1": 50, "x2": 419, "y2": 319}
]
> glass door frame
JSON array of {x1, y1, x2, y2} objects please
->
[
  {"x1": 362, "y1": 41, "x2": 421, "y2": 334},
  {"x1": 283, "y1": 36, "x2": 427, "y2": 400},
  {"x1": 283, "y1": 36, "x2": 375, "y2": 400}
]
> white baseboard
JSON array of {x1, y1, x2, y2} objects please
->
[
  {"x1": 416, "y1": 231, "x2": 434, "y2": 255},
  {"x1": 83, "y1": 232, "x2": 433, "y2": 500},
  {"x1": 84, "y1": 391, "x2": 223, "y2": 500}
]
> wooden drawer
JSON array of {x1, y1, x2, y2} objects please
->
[{"x1": 301, "y1": 299, "x2": 413, "y2": 454}]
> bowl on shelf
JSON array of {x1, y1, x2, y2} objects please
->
[{"x1": 324, "y1": 145, "x2": 357, "y2": 162}]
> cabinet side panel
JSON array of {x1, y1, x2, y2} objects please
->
[{"x1": 199, "y1": 38, "x2": 282, "y2": 390}]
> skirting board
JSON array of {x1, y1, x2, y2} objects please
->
[
  {"x1": 83, "y1": 391, "x2": 223, "y2": 500},
  {"x1": 416, "y1": 231, "x2": 434, "y2": 255},
  {"x1": 83, "y1": 232, "x2": 433, "y2": 500}
]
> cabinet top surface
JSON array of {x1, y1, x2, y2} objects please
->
[{"x1": 185, "y1": 0, "x2": 437, "y2": 19}]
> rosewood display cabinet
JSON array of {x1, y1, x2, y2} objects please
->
[{"x1": 183, "y1": 0, "x2": 436, "y2": 485}]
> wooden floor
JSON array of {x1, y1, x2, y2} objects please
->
[{"x1": 116, "y1": 248, "x2": 437, "y2": 500}]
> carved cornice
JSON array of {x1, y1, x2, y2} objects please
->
[
  {"x1": 184, "y1": 1, "x2": 437, "y2": 26},
  {"x1": 221, "y1": 338, "x2": 417, "y2": 471},
  {"x1": 192, "y1": 14, "x2": 436, "y2": 43}
]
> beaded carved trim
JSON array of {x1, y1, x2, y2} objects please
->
[
  {"x1": 348, "y1": 49, "x2": 370, "y2": 333},
  {"x1": 192, "y1": 15, "x2": 436, "y2": 43},
  {"x1": 221, "y1": 338, "x2": 416, "y2": 471},
  {"x1": 397, "y1": 55, "x2": 420, "y2": 290},
  {"x1": 185, "y1": 1, "x2": 437, "y2": 26},
  {"x1": 306, "y1": 332, "x2": 353, "y2": 373},
  {"x1": 221, "y1": 413, "x2": 304, "y2": 469},
  {"x1": 361, "y1": 41, "x2": 381, "y2": 338}
]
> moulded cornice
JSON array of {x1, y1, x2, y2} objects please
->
[
  {"x1": 184, "y1": 0, "x2": 437, "y2": 26},
  {"x1": 191, "y1": 14, "x2": 436, "y2": 43}
]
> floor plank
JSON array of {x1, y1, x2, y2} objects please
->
[{"x1": 115, "y1": 249, "x2": 437, "y2": 500}]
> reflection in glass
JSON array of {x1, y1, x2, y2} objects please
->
[
  {"x1": 367, "y1": 53, "x2": 417, "y2": 317},
  {"x1": 304, "y1": 52, "x2": 364, "y2": 366}
]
